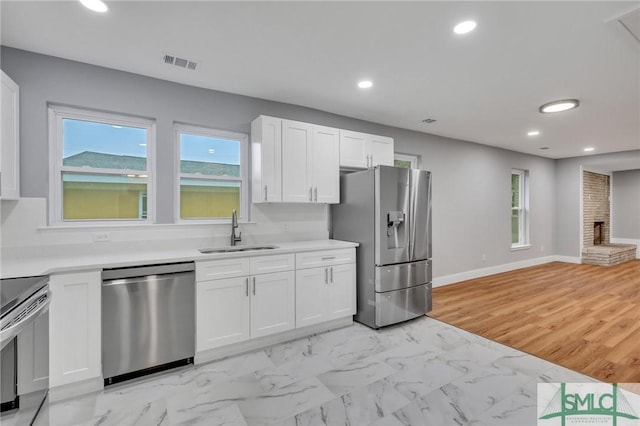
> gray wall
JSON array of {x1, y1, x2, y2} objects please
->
[
  {"x1": 612, "y1": 169, "x2": 640, "y2": 239},
  {"x1": 1, "y1": 46, "x2": 557, "y2": 278},
  {"x1": 554, "y1": 151, "x2": 640, "y2": 257}
]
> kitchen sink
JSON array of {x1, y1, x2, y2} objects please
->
[{"x1": 199, "y1": 245, "x2": 278, "y2": 254}]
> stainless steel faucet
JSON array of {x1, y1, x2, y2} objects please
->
[{"x1": 230, "y1": 209, "x2": 242, "y2": 246}]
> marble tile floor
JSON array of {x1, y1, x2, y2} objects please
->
[{"x1": 12, "y1": 317, "x2": 602, "y2": 426}]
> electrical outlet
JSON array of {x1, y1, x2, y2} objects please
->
[
  {"x1": 481, "y1": 253, "x2": 487, "y2": 261},
  {"x1": 93, "y1": 232, "x2": 110, "y2": 242},
  {"x1": 540, "y1": 245, "x2": 545, "y2": 252}
]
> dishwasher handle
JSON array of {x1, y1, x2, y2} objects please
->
[{"x1": 102, "y1": 262, "x2": 195, "y2": 281}]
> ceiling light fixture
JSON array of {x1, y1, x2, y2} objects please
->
[
  {"x1": 79, "y1": 0, "x2": 108, "y2": 13},
  {"x1": 358, "y1": 80, "x2": 373, "y2": 89},
  {"x1": 454, "y1": 20, "x2": 477, "y2": 34},
  {"x1": 584, "y1": 147, "x2": 595, "y2": 152},
  {"x1": 539, "y1": 99, "x2": 579, "y2": 113},
  {"x1": 527, "y1": 130, "x2": 540, "y2": 136}
]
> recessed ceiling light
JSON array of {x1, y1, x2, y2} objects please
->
[
  {"x1": 138, "y1": 143, "x2": 146, "y2": 147},
  {"x1": 79, "y1": 0, "x2": 108, "y2": 13},
  {"x1": 527, "y1": 130, "x2": 540, "y2": 136},
  {"x1": 454, "y1": 20, "x2": 477, "y2": 34},
  {"x1": 357, "y1": 80, "x2": 373, "y2": 89},
  {"x1": 584, "y1": 147, "x2": 595, "y2": 152},
  {"x1": 539, "y1": 99, "x2": 579, "y2": 113},
  {"x1": 208, "y1": 149, "x2": 216, "y2": 154}
]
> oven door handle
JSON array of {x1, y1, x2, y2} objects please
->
[{"x1": 0, "y1": 290, "x2": 51, "y2": 350}]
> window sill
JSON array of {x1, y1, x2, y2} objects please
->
[
  {"x1": 39, "y1": 220, "x2": 257, "y2": 232},
  {"x1": 510, "y1": 244, "x2": 532, "y2": 251}
]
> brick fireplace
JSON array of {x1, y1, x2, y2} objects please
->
[{"x1": 582, "y1": 171, "x2": 636, "y2": 266}]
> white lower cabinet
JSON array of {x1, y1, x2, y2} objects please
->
[
  {"x1": 295, "y1": 251, "x2": 356, "y2": 328},
  {"x1": 196, "y1": 255, "x2": 295, "y2": 352},
  {"x1": 49, "y1": 270, "x2": 101, "y2": 388},
  {"x1": 196, "y1": 276, "x2": 251, "y2": 350},
  {"x1": 250, "y1": 271, "x2": 295, "y2": 338}
]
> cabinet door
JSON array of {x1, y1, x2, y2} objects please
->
[
  {"x1": 368, "y1": 135, "x2": 394, "y2": 167},
  {"x1": 282, "y1": 120, "x2": 312, "y2": 202},
  {"x1": 251, "y1": 116, "x2": 282, "y2": 203},
  {"x1": 251, "y1": 271, "x2": 295, "y2": 338},
  {"x1": 311, "y1": 125, "x2": 340, "y2": 203},
  {"x1": 1, "y1": 71, "x2": 19, "y2": 200},
  {"x1": 197, "y1": 277, "x2": 250, "y2": 351},
  {"x1": 295, "y1": 267, "x2": 329, "y2": 328},
  {"x1": 339, "y1": 130, "x2": 367, "y2": 169},
  {"x1": 17, "y1": 312, "x2": 48, "y2": 395},
  {"x1": 49, "y1": 271, "x2": 101, "y2": 388},
  {"x1": 328, "y1": 263, "x2": 356, "y2": 320}
]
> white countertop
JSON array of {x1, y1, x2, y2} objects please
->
[{"x1": 1, "y1": 239, "x2": 358, "y2": 279}]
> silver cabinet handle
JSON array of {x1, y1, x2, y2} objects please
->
[
  {"x1": 253, "y1": 277, "x2": 256, "y2": 295},
  {"x1": 330, "y1": 267, "x2": 333, "y2": 283},
  {"x1": 264, "y1": 185, "x2": 267, "y2": 201},
  {"x1": 366, "y1": 154, "x2": 369, "y2": 167},
  {"x1": 324, "y1": 268, "x2": 328, "y2": 284},
  {"x1": 321, "y1": 256, "x2": 336, "y2": 260},
  {"x1": 245, "y1": 277, "x2": 249, "y2": 296},
  {"x1": 314, "y1": 187, "x2": 318, "y2": 202},
  {"x1": 309, "y1": 187, "x2": 313, "y2": 201}
]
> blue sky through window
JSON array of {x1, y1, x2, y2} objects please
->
[
  {"x1": 63, "y1": 119, "x2": 147, "y2": 159},
  {"x1": 180, "y1": 133, "x2": 240, "y2": 165}
]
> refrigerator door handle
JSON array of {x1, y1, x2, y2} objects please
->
[
  {"x1": 324, "y1": 268, "x2": 328, "y2": 284},
  {"x1": 330, "y1": 267, "x2": 333, "y2": 283}
]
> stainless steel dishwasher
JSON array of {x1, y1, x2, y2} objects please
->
[{"x1": 102, "y1": 262, "x2": 195, "y2": 385}]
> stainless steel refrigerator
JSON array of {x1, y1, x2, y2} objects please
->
[{"x1": 331, "y1": 165, "x2": 432, "y2": 328}]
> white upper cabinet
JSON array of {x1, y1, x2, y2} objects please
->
[
  {"x1": 1, "y1": 71, "x2": 20, "y2": 200},
  {"x1": 280, "y1": 119, "x2": 339, "y2": 204},
  {"x1": 282, "y1": 119, "x2": 313, "y2": 203},
  {"x1": 310, "y1": 125, "x2": 340, "y2": 203},
  {"x1": 251, "y1": 115, "x2": 390, "y2": 203},
  {"x1": 251, "y1": 116, "x2": 282, "y2": 203},
  {"x1": 339, "y1": 130, "x2": 394, "y2": 169}
]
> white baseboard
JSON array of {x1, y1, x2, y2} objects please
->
[
  {"x1": 433, "y1": 256, "x2": 556, "y2": 288},
  {"x1": 610, "y1": 238, "x2": 640, "y2": 258}
]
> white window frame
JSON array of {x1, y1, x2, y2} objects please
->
[
  {"x1": 174, "y1": 123, "x2": 249, "y2": 223},
  {"x1": 394, "y1": 152, "x2": 420, "y2": 169},
  {"x1": 511, "y1": 168, "x2": 530, "y2": 249},
  {"x1": 48, "y1": 105, "x2": 156, "y2": 226}
]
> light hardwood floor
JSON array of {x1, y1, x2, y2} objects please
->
[{"x1": 429, "y1": 260, "x2": 640, "y2": 383}]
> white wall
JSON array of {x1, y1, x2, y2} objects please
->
[{"x1": 1, "y1": 46, "x2": 557, "y2": 282}]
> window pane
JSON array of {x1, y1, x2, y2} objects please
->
[
  {"x1": 180, "y1": 179, "x2": 240, "y2": 219},
  {"x1": 62, "y1": 119, "x2": 147, "y2": 170},
  {"x1": 511, "y1": 173, "x2": 520, "y2": 208},
  {"x1": 180, "y1": 133, "x2": 240, "y2": 177},
  {"x1": 512, "y1": 209, "x2": 520, "y2": 244},
  {"x1": 394, "y1": 159, "x2": 412, "y2": 169},
  {"x1": 62, "y1": 172, "x2": 147, "y2": 220}
]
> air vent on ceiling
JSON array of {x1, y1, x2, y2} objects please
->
[
  {"x1": 421, "y1": 118, "x2": 437, "y2": 124},
  {"x1": 162, "y1": 53, "x2": 198, "y2": 71}
]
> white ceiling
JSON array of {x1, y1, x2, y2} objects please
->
[{"x1": 1, "y1": 1, "x2": 640, "y2": 160}]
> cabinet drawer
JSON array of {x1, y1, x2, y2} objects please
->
[
  {"x1": 250, "y1": 254, "x2": 295, "y2": 275},
  {"x1": 196, "y1": 258, "x2": 251, "y2": 281},
  {"x1": 296, "y1": 248, "x2": 355, "y2": 269}
]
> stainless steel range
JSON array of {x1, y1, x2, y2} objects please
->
[{"x1": 0, "y1": 275, "x2": 50, "y2": 424}]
